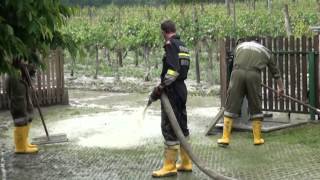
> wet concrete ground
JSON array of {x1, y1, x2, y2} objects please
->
[{"x1": 0, "y1": 90, "x2": 320, "y2": 180}]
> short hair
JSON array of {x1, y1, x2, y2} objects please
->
[
  {"x1": 247, "y1": 36, "x2": 260, "y2": 42},
  {"x1": 237, "y1": 36, "x2": 260, "y2": 45},
  {"x1": 236, "y1": 38, "x2": 245, "y2": 45},
  {"x1": 161, "y1": 20, "x2": 176, "y2": 33}
]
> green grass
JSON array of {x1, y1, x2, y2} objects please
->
[{"x1": 266, "y1": 123, "x2": 320, "y2": 148}]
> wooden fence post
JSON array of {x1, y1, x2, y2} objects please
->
[
  {"x1": 219, "y1": 38, "x2": 227, "y2": 107},
  {"x1": 308, "y1": 52, "x2": 316, "y2": 120}
]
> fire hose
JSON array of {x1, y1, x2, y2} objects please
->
[{"x1": 144, "y1": 92, "x2": 235, "y2": 180}]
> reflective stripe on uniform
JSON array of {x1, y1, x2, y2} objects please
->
[
  {"x1": 167, "y1": 69, "x2": 178, "y2": 77},
  {"x1": 179, "y1": 52, "x2": 190, "y2": 59}
]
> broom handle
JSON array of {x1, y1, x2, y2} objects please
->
[
  {"x1": 22, "y1": 65, "x2": 50, "y2": 138},
  {"x1": 261, "y1": 83, "x2": 320, "y2": 115}
]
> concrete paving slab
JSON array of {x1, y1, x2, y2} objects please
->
[{"x1": 0, "y1": 90, "x2": 319, "y2": 180}]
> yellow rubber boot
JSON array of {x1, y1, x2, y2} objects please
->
[
  {"x1": 217, "y1": 117, "x2": 233, "y2": 146},
  {"x1": 14, "y1": 126, "x2": 38, "y2": 154},
  {"x1": 152, "y1": 146, "x2": 178, "y2": 178},
  {"x1": 26, "y1": 124, "x2": 38, "y2": 148},
  {"x1": 252, "y1": 119, "x2": 264, "y2": 145},
  {"x1": 176, "y1": 147, "x2": 192, "y2": 172}
]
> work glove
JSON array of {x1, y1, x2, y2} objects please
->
[
  {"x1": 149, "y1": 85, "x2": 163, "y2": 102},
  {"x1": 277, "y1": 88, "x2": 284, "y2": 98}
]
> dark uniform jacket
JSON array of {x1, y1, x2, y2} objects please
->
[
  {"x1": 5, "y1": 73, "x2": 34, "y2": 126},
  {"x1": 161, "y1": 35, "x2": 190, "y2": 88}
]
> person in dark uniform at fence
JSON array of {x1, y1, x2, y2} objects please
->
[
  {"x1": 149, "y1": 20, "x2": 192, "y2": 177},
  {"x1": 218, "y1": 38, "x2": 284, "y2": 146},
  {"x1": 5, "y1": 60, "x2": 39, "y2": 154}
]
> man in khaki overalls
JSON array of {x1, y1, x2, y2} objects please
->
[{"x1": 218, "y1": 39, "x2": 284, "y2": 146}]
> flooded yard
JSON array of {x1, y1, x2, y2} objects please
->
[{"x1": 0, "y1": 90, "x2": 319, "y2": 180}]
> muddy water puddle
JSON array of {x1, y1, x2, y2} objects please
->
[
  {"x1": 43, "y1": 108, "x2": 163, "y2": 148},
  {"x1": 2, "y1": 90, "x2": 218, "y2": 150}
]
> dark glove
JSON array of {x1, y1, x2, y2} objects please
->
[{"x1": 149, "y1": 85, "x2": 163, "y2": 102}]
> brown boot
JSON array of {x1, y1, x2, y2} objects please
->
[
  {"x1": 217, "y1": 116, "x2": 233, "y2": 146},
  {"x1": 152, "y1": 145, "x2": 178, "y2": 178}
]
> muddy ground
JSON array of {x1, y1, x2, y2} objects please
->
[
  {"x1": 0, "y1": 90, "x2": 320, "y2": 180},
  {"x1": 64, "y1": 74, "x2": 220, "y2": 96}
]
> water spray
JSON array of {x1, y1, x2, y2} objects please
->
[{"x1": 142, "y1": 98, "x2": 153, "y2": 121}]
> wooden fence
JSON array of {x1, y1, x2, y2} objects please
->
[
  {"x1": 219, "y1": 36, "x2": 320, "y2": 116},
  {"x1": 0, "y1": 49, "x2": 68, "y2": 110}
]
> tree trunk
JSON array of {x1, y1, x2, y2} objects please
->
[
  {"x1": 113, "y1": 51, "x2": 120, "y2": 82},
  {"x1": 153, "y1": 50, "x2": 158, "y2": 69},
  {"x1": 94, "y1": 44, "x2": 99, "y2": 79},
  {"x1": 135, "y1": 49, "x2": 139, "y2": 67},
  {"x1": 226, "y1": 0, "x2": 231, "y2": 16},
  {"x1": 252, "y1": 0, "x2": 256, "y2": 11},
  {"x1": 268, "y1": 0, "x2": 272, "y2": 13},
  {"x1": 85, "y1": 53, "x2": 89, "y2": 73},
  {"x1": 143, "y1": 45, "x2": 151, "y2": 81},
  {"x1": 283, "y1": 4, "x2": 292, "y2": 36},
  {"x1": 193, "y1": 4, "x2": 201, "y2": 84},
  {"x1": 122, "y1": 50, "x2": 128, "y2": 60},
  {"x1": 200, "y1": 3, "x2": 205, "y2": 12},
  {"x1": 317, "y1": 0, "x2": 320, "y2": 13},
  {"x1": 179, "y1": 4, "x2": 185, "y2": 16},
  {"x1": 195, "y1": 42, "x2": 201, "y2": 84},
  {"x1": 232, "y1": 0, "x2": 237, "y2": 37},
  {"x1": 203, "y1": 39, "x2": 214, "y2": 85},
  {"x1": 104, "y1": 47, "x2": 111, "y2": 66},
  {"x1": 71, "y1": 58, "x2": 75, "y2": 77},
  {"x1": 88, "y1": 7, "x2": 93, "y2": 20},
  {"x1": 117, "y1": 49, "x2": 123, "y2": 67}
]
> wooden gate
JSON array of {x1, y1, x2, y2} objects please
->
[
  {"x1": 0, "y1": 49, "x2": 68, "y2": 110},
  {"x1": 219, "y1": 36, "x2": 320, "y2": 117}
]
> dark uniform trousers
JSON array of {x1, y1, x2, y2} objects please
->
[{"x1": 161, "y1": 81, "x2": 189, "y2": 145}]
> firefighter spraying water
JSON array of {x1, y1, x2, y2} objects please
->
[{"x1": 143, "y1": 20, "x2": 234, "y2": 180}]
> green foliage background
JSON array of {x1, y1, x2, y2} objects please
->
[
  {"x1": 60, "y1": 0, "x2": 320, "y2": 83},
  {"x1": 62, "y1": 0, "x2": 319, "y2": 48},
  {"x1": 0, "y1": 0, "x2": 78, "y2": 74}
]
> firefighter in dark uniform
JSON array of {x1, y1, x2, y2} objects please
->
[
  {"x1": 5, "y1": 60, "x2": 39, "y2": 154},
  {"x1": 218, "y1": 38, "x2": 284, "y2": 146},
  {"x1": 150, "y1": 20, "x2": 192, "y2": 177}
]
